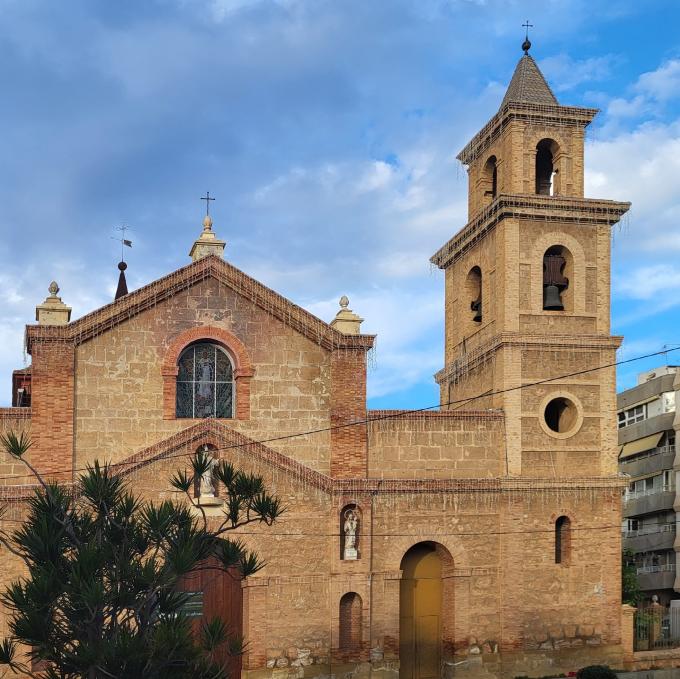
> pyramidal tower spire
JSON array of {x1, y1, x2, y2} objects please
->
[
  {"x1": 500, "y1": 43, "x2": 558, "y2": 108},
  {"x1": 115, "y1": 261, "x2": 128, "y2": 300}
]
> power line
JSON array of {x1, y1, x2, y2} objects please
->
[
  {"x1": 0, "y1": 519, "x2": 635, "y2": 536},
  {"x1": 0, "y1": 344, "x2": 678, "y2": 484}
]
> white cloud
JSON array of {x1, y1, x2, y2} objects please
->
[
  {"x1": 635, "y1": 59, "x2": 680, "y2": 102},
  {"x1": 615, "y1": 264, "x2": 680, "y2": 301},
  {"x1": 604, "y1": 59, "x2": 680, "y2": 124},
  {"x1": 540, "y1": 53, "x2": 615, "y2": 92}
]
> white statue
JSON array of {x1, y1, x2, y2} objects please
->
[
  {"x1": 199, "y1": 448, "x2": 217, "y2": 498},
  {"x1": 343, "y1": 509, "x2": 359, "y2": 560}
]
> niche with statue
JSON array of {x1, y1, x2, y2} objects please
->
[{"x1": 340, "y1": 504, "x2": 361, "y2": 561}]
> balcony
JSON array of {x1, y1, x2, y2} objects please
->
[
  {"x1": 619, "y1": 412, "x2": 675, "y2": 444},
  {"x1": 624, "y1": 524, "x2": 676, "y2": 553},
  {"x1": 636, "y1": 564, "x2": 676, "y2": 591},
  {"x1": 624, "y1": 489, "x2": 676, "y2": 518},
  {"x1": 620, "y1": 446, "x2": 676, "y2": 479}
]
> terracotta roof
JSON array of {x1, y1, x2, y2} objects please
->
[
  {"x1": 501, "y1": 54, "x2": 558, "y2": 107},
  {"x1": 25, "y1": 255, "x2": 375, "y2": 352}
]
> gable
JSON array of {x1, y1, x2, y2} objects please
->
[{"x1": 25, "y1": 255, "x2": 374, "y2": 353}]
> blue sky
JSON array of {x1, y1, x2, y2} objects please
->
[{"x1": 0, "y1": 0, "x2": 679, "y2": 408}]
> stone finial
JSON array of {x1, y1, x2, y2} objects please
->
[
  {"x1": 189, "y1": 214, "x2": 226, "y2": 262},
  {"x1": 330, "y1": 295, "x2": 363, "y2": 335},
  {"x1": 35, "y1": 281, "x2": 72, "y2": 325}
]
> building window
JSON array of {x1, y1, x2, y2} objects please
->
[
  {"x1": 339, "y1": 592, "x2": 362, "y2": 654},
  {"x1": 618, "y1": 404, "x2": 646, "y2": 428},
  {"x1": 176, "y1": 342, "x2": 234, "y2": 418},
  {"x1": 555, "y1": 516, "x2": 571, "y2": 565}
]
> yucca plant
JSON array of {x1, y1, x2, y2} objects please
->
[{"x1": 0, "y1": 432, "x2": 283, "y2": 679}]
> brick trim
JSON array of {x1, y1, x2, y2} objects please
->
[{"x1": 162, "y1": 326, "x2": 254, "y2": 420}]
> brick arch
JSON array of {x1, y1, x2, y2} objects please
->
[
  {"x1": 531, "y1": 231, "x2": 586, "y2": 315},
  {"x1": 162, "y1": 326, "x2": 254, "y2": 421}
]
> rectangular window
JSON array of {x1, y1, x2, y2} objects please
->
[
  {"x1": 664, "y1": 470, "x2": 674, "y2": 491},
  {"x1": 618, "y1": 404, "x2": 647, "y2": 428}
]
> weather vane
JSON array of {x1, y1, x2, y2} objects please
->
[
  {"x1": 111, "y1": 225, "x2": 133, "y2": 262},
  {"x1": 522, "y1": 19, "x2": 533, "y2": 54},
  {"x1": 201, "y1": 191, "x2": 215, "y2": 217}
]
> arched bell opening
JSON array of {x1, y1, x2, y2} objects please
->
[
  {"x1": 482, "y1": 155, "x2": 498, "y2": 205},
  {"x1": 399, "y1": 542, "x2": 454, "y2": 679},
  {"x1": 542, "y1": 245, "x2": 572, "y2": 311},
  {"x1": 535, "y1": 138, "x2": 559, "y2": 196},
  {"x1": 465, "y1": 266, "x2": 483, "y2": 324}
]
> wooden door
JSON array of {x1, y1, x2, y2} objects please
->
[
  {"x1": 179, "y1": 561, "x2": 243, "y2": 676},
  {"x1": 400, "y1": 544, "x2": 442, "y2": 679}
]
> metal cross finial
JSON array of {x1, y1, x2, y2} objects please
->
[
  {"x1": 111, "y1": 225, "x2": 133, "y2": 262},
  {"x1": 201, "y1": 191, "x2": 215, "y2": 217},
  {"x1": 521, "y1": 20, "x2": 533, "y2": 54}
]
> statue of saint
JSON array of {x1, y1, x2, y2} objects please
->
[
  {"x1": 343, "y1": 509, "x2": 359, "y2": 560},
  {"x1": 199, "y1": 449, "x2": 217, "y2": 498}
]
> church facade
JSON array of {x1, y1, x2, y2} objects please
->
[{"x1": 0, "y1": 45, "x2": 632, "y2": 678}]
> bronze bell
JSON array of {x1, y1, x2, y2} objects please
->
[
  {"x1": 543, "y1": 284, "x2": 564, "y2": 311},
  {"x1": 471, "y1": 297, "x2": 482, "y2": 322}
]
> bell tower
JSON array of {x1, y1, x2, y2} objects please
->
[{"x1": 431, "y1": 39, "x2": 630, "y2": 477}]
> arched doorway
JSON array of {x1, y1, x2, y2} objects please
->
[{"x1": 399, "y1": 542, "x2": 444, "y2": 679}]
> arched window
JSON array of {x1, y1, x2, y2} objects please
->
[
  {"x1": 465, "y1": 266, "x2": 482, "y2": 323},
  {"x1": 555, "y1": 516, "x2": 571, "y2": 564},
  {"x1": 482, "y1": 155, "x2": 498, "y2": 203},
  {"x1": 339, "y1": 592, "x2": 362, "y2": 654},
  {"x1": 542, "y1": 245, "x2": 571, "y2": 311},
  {"x1": 176, "y1": 342, "x2": 234, "y2": 418},
  {"x1": 536, "y1": 139, "x2": 559, "y2": 196},
  {"x1": 341, "y1": 504, "x2": 361, "y2": 560}
]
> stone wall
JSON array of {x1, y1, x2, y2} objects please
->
[
  {"x1": 367, "y1": 411, "x2": 504, "y2": 479},
  {"x1": 73, "y1": 277, "x2": 335, "y2": 473},
  {"x1": 0, "y1": 409, "x2": 31, "y2": 484}
]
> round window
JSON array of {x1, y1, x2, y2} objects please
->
[{"x1": 541, "y1": 394, "x2": 583, "y2": 439}]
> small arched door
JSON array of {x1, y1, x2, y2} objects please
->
[{"x1": 399, "y1": 543, "x2": 442, "y2": 679}]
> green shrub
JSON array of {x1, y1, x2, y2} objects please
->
[{"x1": 576, "y1": 666, "x2": 618, "y2": 679}]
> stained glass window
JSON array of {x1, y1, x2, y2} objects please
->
[{"x1": 176, "y1": 342, "x2": 234, "y2": 418}]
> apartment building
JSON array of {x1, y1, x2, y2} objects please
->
[{"x1": 620, "y1": 365, "x2": 680, "y2": 605}]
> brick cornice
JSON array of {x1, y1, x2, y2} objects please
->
[
  {"x1": 0, "y1": 407, "x2": 31, "y2": 420},
  {"x1": 0, "y1": 420, "x2": 626, "y2": 503},
  {"x1": 434, "y1": 332, "x2": 623, "y2": 385},
  {"x1": 430, "y1": 194, "x2": 631, "y2": 269},
  {"x1": 25, "y1": 256, "x2": 375, "y2": 354},
  {"x1": 457, "y1": 101, "x2": 599, "y2": 166}
]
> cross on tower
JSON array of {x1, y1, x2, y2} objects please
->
[
  {"x1": 201, "y1": 191, "x2": 215, "y2": 217},
  {"x1": 521, "y1": 20, "x2": 533, "y2": 54}
]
